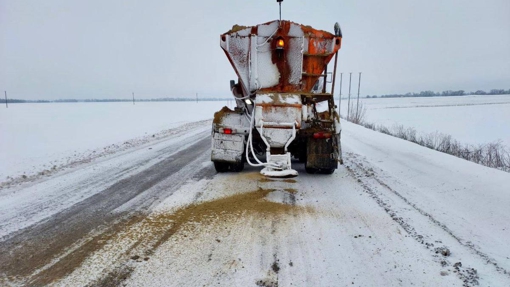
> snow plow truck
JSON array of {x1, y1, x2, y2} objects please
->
[{"x1": 211, "y1": 15, "x2": 343, "y2": 177}]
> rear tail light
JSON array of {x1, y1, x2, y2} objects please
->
[
  {"x1": 222, "y1": 128, "x2": 233, "y2": 134},
  {"x1": 313, "y1": 132, "x2": 332, "y2": 139}
]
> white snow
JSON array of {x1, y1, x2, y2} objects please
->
[
  {"x1": 49, "y1": 121, "x2": 510, "y2": 286},
  {"x1": 288, "y1": 23, "x2": 305, "y2": 37},
  {"x1": 288, "y1": 37, "x2": 304, "y2": 85},
  {"x1": 256, "y1": 93, "x2": 302, "y2": 105},
  {"x1": 0, "y1": 120, "x2": 211, "y2": 239},
  {"x1": 0, "y1": 101, "x2": 225, "y2": 181},
  {"x1": 254, "y1": 35, "x2": 280, "y2": 89},
  {"x1": 342, "y1": 120, "x2": 510, "y2": 275},
  {"x1": 257, "y1": 21, "x2": 279, "y2": 37},
  {"x1": 340, "y1": 94, "x2": 510, "y2": 146},
  {"x1": 1, "y1": 99, "x2": 510, "y2": 286}
]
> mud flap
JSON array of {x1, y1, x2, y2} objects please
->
[
  {"x1": 306, "y1": 136, "x2": 338, "y2": 172},
  {"x1": 337, "y1": 132, "x2": 343, "y2": 165},
  {"x1": 211, "y1": 133, "x2": 245, "y2": 163}
]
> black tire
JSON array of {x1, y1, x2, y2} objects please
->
[
  {"x1": 214, "y1": 161, "x2": 230, "y2": 172},
  {"x1": 305, "y1": 162, "x2": 335, "y2": 174},
  {"x1": 305, "y1": 164, "x2": 317, "y2": 174},
  {"x1": 297, "y1": 152, "x2": 306, "y2": 163},
  {"x1": 231, "y1": 161, "x2": 244, "y2": 172},
  {"x1": 320, "y1": 168, "x2": 335, "y2": 175}
]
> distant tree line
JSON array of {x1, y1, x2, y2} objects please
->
[
  {"x1": 365, "y1": 88, "x2": 510, "y2": 99},
  {"x1": 0, "y1": 97, "x2": 231, "y2": 104},
  {"x1": 2, "y1": 88, "x2": 509, "y2": 103}
]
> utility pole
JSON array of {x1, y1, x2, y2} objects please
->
[
  {"x1": 338, "y1": 73, "x2": 343, "y2": 116},
  {"x1": 4, "y1": 91, "x2": 7, "y2": 108},
  {"x1": 132, "y1": 92, "x2": 135, "y2": 105},
  {"x1": 347, "y1": 72, "x2": 352, "y2": 119},
  {"x1": 356, "y1": 72, "x2": 362, "y2": 118}
]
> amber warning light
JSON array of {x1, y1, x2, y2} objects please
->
[{"x1": 276, "y1": 38, "x2": 285, "y2": 50}]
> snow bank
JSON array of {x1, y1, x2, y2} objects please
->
[
  {"x1": 0, "y1": 101, "x2": 226, "y2": 180},
  {"x1": 342, "y1": 120, "x2": 510, "y2": 277}
]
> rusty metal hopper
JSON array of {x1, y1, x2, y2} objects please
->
[{"x1": 220, "y1": 20, "x2": 342, "y2": 96}]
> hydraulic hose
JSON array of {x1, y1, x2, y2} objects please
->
[{"x1": 245, "y1": 111, "x2": 277, "y2": 168}]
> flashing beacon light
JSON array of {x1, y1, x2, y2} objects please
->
[{"x1": 276, "y1": 38, "x2": 285, "y2": 50}]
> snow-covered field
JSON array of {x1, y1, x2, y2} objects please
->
[
  {"x1": 339, "y1": 94, "x2": 510, "y2": 146},
  {"x1": 0, "y1": 101, "x2": 227, "y2": 181},
  {"x1": 3, "y1": 96, "x2": 508, "y2": 184},
  {"x1": 1, "y1": 100, "x2": 510, "y2": 286}
]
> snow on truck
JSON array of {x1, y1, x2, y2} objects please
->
[{"x1": 211, "y1": 5, "x2": 343, "y2": 177}]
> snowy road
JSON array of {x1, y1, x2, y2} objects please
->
[{"x1": 1, "y1": 120, "x2": 509, "y2": 286}]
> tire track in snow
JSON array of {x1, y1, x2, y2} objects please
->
[
  {"x1": 0, "y1": 135, "x2": 213, "y2": 286},
  {"x1": 0, "y1": 122, "x2": 212, "y2": 240},
  {"x1": 345, "y1": 151, "x2": 510, "y2": 286}
]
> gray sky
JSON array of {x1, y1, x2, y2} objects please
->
[{"x1": 1, "y1": 0, "x2": 509, "y2": 100}]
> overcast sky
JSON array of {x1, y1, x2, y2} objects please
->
[{"x1": 1, "y1": 0, "x2": 509, "y2": 100}]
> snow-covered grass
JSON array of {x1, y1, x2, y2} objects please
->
[
  {"x1": 340, "y1": 94, "x2": 510, "y2": 171},
  {"x1": 339, "y1": 94, "x2": 510, "y2": 146},
  {"x1": 355, "y1": 121, "x2": 510, "y2": 172},
  {"x1": 0, "y1": 101, "x2": 227, "y2": 182}
]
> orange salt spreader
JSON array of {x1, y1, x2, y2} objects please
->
[{"x1": 212, "y1": 2, "x2": 343, "y2": 177}]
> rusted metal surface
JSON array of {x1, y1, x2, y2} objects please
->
[
  {"x1": 254, "y1": 93, "x2": 302, "y2": 131},
  {"x1": 220, "y1": 20, "x2": 342, "y2": 96},
  {"x1": 216, "y1": 19, "x2": 343, "y2": 175},
  {"x1": 213, "y1": 106, "x2": 235, "y2": 124},
  {"x1": 256, "y1": 103, "x2": 302, "y2": 108},
  {"x1": 306, "y1": 136, "x2": 339, "y2": 171}
]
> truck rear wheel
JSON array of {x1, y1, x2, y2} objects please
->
[
  {"x1": 305, "y1": 137, "x2": 338, "y2": 174},
  {"x1": 214, "y1": 162, "x2": 230, "y2": 172},
  {"x1": 321, "y1": 168, "x2": 335, "y2": 175},
  {"x1": 304, "y1": 159, "x2": 317, "y2": 173},
  {"x1": 305, "y1": 165, "x2": 334, "y2": 175},
  {"x1": 213, "y1": 161, "x2": 244, "y2": 172},
  {"x1": 231, "y1": 161, "x2": 244, "y2": 172}
]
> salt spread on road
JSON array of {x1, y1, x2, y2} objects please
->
[{"x1": 1, "y1": 120, "x2": 509, "y2": 286}]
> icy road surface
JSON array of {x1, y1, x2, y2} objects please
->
[{"x1": 1, "y1": 120, "x2": 509, "y2": 286}]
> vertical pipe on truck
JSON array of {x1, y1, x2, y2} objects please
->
[
  {"x1": 322, "y1": 65, "x2": 328, "y2": 94},
  {"x1": 331, "y1": 52, "x2": 338, "y2": 97}
]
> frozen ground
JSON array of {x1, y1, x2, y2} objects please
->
[
  {"x1": 339, "y1": 94, "x2": 510, "y2": 146},
  {"x1": 0, "y1": 101, "x2": 227, "y2": 182},
  {"x1": 0, "y1": 110, "x2": 509, "y2": 286}
]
